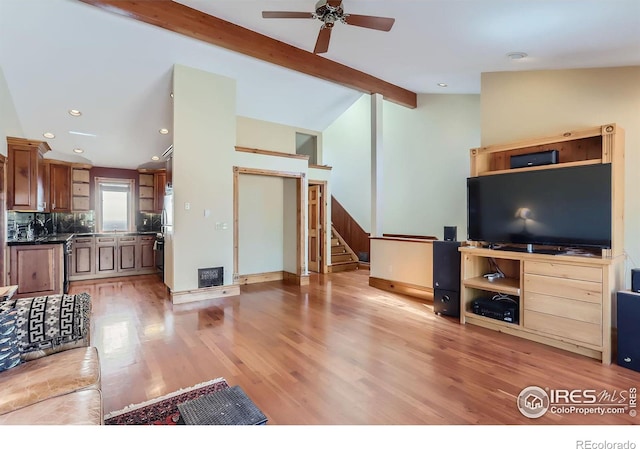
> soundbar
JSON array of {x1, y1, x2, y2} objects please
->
[{"x1": 510, "y1": 149, "x2": 559, "y2": 169}]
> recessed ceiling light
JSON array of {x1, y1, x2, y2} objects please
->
[
  {"x1": 69, "y1": 109, "x2": 82, "y2": 117},
  {"x1": 43, "y1": 132, "x2": 55, "y2": 139},
  {"x1": 507, "y1": 52, "x2": 528, "y2": 60},
  {"x1": 73, "y1": 148, "x2": 84, "y2": 154},
  {"x1": 159, "y1": 128, "x2": 169, "y2": 135},
  {"x1": 437, "y1": 83, "x2": 448, "y2": 88},
  {"x1": 151, "y1": 156, "x2": 160, "y2": 161}
]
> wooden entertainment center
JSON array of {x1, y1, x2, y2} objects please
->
[{"x1": 460, "y1": 124, "x2": 625, "y2": 364}]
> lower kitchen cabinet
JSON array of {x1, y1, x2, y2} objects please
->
[
  {"x1": 71, "y1": 236, "x2": 95, "y2": 277},
  {"x1": 70, "y1": 233, "x2": 159, "y2": 281},
  {"x1": 139, "y1": 235, "x2": 155, "y2": 269},
  {"x1": 96, "y1": 235, "x2": 117, "y2": 275},
  {"x1": 10, "y1": 244, "x2": 63, "y2": 298},
  {"x1": 117, "y1": 235, "x2": 137, "y2": 272}
]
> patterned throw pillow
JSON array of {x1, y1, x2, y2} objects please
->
[
  {"x1": 0, "y1": 298, "x2": 16, "y2": 314},
  {"x1": 0, "y1": 310, "x2": 21, "y2": 372},
  {"x1": 14, "y1": 293, "x2": 91, "y2": 360}
]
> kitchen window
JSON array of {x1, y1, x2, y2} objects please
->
[{"x1": 95, "y1": 177, "x2": 135, "y2": 232}]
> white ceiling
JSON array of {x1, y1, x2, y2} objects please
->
[{"x1": 1, "y1": 0, "x2": 639, "y2": 169}]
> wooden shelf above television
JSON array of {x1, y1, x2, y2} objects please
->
[{"x1": 477, "y1": 157, "x2": 603, "y2": 177}]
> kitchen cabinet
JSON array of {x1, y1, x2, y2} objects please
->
[
  {"x1": 6, "y1": 137, "x2": 50, "y2": 211},
  {"x1": 71, "y1": 233, "x2": 158, "y2": 280},
  {"x1": 44, "y1": 161, "x2": 72, "y2": 212},
  {"x1": 139, "y1": 235, "x2": 156, "y2": 270},
  {"x1": 95, "y1": 235, "x2": 117, "y2": 275},
  {"x1": 138, "y1": 170, "x2": 166, "y2": 212},
  {"x1": 71, "y1": 236, "x2": 95, "y2": 277},
  {"x1": 9, "y1": 244, "x2": 63, "y2": 298},
  {"x1": 72, "y1": 167, "x2": 91, "y2": 211},
  {"x1": 117, "y1": 235, "x2": 138, "y2": 272},
  {"x1": 154, "y1": 171, "x2": 166, "y2": 212}
]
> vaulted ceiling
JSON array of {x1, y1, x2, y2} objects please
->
[{"x1": 1, "y1": 0, "x2": 638, "y2": 169}]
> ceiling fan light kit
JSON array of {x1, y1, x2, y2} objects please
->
[{"x1": 262, "y1": 0, "x2": 395, "y2": 54}]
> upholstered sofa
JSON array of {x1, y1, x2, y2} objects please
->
[{"x1": 0, "y1": 293, "x2": 102, "y2": 425}]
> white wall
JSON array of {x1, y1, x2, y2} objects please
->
[
  {"x1": 238, "y1": 175, "x2": 284, "y2": 274},
  {"x1": 0, "y1": 65, "x2": 24, "y2": 154},
  {"x1": 172, "y1": 64, "x2": 236, "y2": 291},
  {"x1": 383, "y1": 94, "x2": 480, "y2": 238},
  {"x1": 481, "y1": 66, "x2": 640, "y2": 288},
  {"x1": 323, "y1": 93, "x2": 481, "y2": 239},
  {"x1": 323, "y1": 95, "x2": 371, "y2": 231}
]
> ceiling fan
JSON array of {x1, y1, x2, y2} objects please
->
[{"x1": 262, "y1": 0, "x2": 395, "y2": 54}]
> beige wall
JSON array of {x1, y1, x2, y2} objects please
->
[
  {"x1": 172, "y1": 64, "x2": 237, "y2": 291},
  {"x1": 238, "y1": 175, "x2": 284, "y2": 275},
  {"x1": 237, "y1": 116, "x2": 322, "y2": 158},
  {"x1": 171, "y1": 64, "x2": 335, "y2": 292},
  {"x1": 481, "y1": 66, "x2": 640, "y2": 288},
  {"x1": 0, "y1": 65, "x2": 24, "y2": 155},
  {"x1": 370, "y1": 239, "x2": 433, "y2": 288}
]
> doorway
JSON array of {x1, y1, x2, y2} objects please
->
[
  {"x1": 233, "y1": 166, "x2": 307, "y2": 285},
  {"x1": 308, "y1": 181, "x2": 327, "y2": 273}
]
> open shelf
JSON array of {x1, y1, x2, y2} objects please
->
[
  {"x1": 464, "y1": 312, "x2": 521, "y2": 329},
  {"x1": 462, "y1": 276, "x2": 520, "y2": 296},
  {"x1": 477, "y1": 158, "x2": 603, "y2": 177}
]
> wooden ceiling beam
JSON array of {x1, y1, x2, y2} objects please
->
[{"x1": 78, "y1": 0, "x2": 417, "y2": 109}]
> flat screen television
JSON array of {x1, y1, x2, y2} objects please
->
[{"x1": 467, "y1": 163, "x2": 612, "y2": 249}]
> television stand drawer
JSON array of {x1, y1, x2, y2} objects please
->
[
  {"x1": 524, "y1": 260, "x2": 602, "y2": 282},
  {"x1": 524, "y1": 273, "x2": 602, "y2": 304}
]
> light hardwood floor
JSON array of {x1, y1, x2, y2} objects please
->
[{"x1": 70, "y1": 269, "x2": 640, "y2": 425}]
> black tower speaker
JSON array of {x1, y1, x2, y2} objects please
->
[
  {"x1": 433, "y1": 240, "x2": 461, "y2": 317},
  {"x1": 444, "y1": 226, "x2": 457, "y2": 242},
  {"x1": 617, "y1": 291, "x2": 640, "y2": 372},
  {"x1": 632, "y1": 268, "x2": 640, "y2": 293}
]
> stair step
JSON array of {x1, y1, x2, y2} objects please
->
[
  {"x1": 332, "y1": 253, "x2": 355, "y2": 263},
  {"x1": 331, "y1": 238, "x2": 339, "y2": 246},
  {"x1": 331, "y1": 245, "x2": 346, "y2": 255},
  {"x1": 330, "y1": 261, "x2": 360, "y2": 272}
]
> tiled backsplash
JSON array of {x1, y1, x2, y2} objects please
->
[{"x1": 7, "y1": 211, "x2": 161, "y2": 239}]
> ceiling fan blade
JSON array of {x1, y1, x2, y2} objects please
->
[
  {"x1": 262, "y1": 11, "x2": 314, "y2": 19},
  {"x1": 326, "y1": 0, "x2": 343, "y2": 7},
  {"x1": 345, "y1": 14, "x2": 395, "y2": 32},
  {"x1": 314, "y1": 27, "x2": 332, "y2": 54}
]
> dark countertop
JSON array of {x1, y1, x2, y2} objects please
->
[
  {"x1": 7, "y1": 233, "x2": 74, "y2": 246},
  {"x1": 7, "y1": 231, "x2": 160, "y2": 246}
]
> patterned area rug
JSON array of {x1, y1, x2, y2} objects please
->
[{"x1": 104, "y1": 378, "x2": 229, "y2": 425}]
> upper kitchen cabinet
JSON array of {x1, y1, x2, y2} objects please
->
[
  {"x1": 42, "y1": 160, "x2": 72, "y2": 213},
  {"x1": 72, "y1": 166, "x2": 91, "y2": 211},
  {"x1": 6, "y1": 137, "x2": 50, "y2": 211},
  {"x1": 138, "y1": 169, "x2": 166, "y2": 213}
]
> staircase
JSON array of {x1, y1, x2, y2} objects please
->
[{"x1": 330, "y1": 225, "x2": 360, "y2": 272}]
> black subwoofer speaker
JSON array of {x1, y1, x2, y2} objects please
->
[
  {"x1": 433, "y1": 240, "x2": 461, "y2": 317},
  {"x1": 433, "y1": 289, "x2": 460, "y2": 318},
  {"x1": 617, "y1": 291, "x2": 640, "y2": 372}
]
